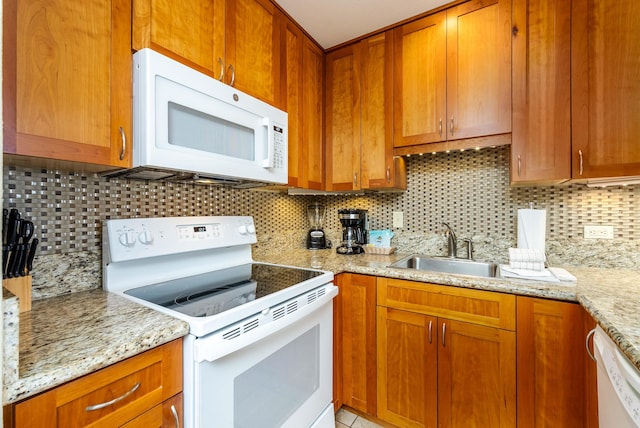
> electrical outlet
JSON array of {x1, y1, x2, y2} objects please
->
[
  {"x1": 584, "y1": 225, "x2": 614, "y2": 239},
  {"x1": 392, "y1": 211, "x2": 404, "y2": 228}
]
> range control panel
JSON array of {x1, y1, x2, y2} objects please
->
[{"x1": 104, "y1": 216, "x2": 257, "y2": 262}]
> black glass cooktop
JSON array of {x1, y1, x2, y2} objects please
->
[{"x1": 124, "y1": 263, "x2": 324, "y2": 318}]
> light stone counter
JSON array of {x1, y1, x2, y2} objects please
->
[
  {"x1": 3, "y1": 289, "x2": 189, "y2": 405},
  {"x1": 253, "y1": 247, "x2": 640, "y2": 372}
]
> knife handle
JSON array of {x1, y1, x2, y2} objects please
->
[
  {"x1": 6, "y1": 244, "x2": 18, "y2": 278},
  {"x1": 26, "y1": 238, "x2": 38, "y2": 272}
]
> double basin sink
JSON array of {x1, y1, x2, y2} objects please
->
[{"x1": 389, "y1": 254, "x2": 498, "y2": 278}]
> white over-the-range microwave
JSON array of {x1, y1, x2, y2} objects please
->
[{"x1": 104, "y1": 48, "x2": 288, "y2": 188}]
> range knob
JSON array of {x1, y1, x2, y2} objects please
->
[
  {"x1": 138, "y1": 230, "x2": 154, "y2": 245},
  {"x1": 118, "y1": 231, "x2": 137, "y2": 247},
  {"x1": 247, "y1": 224, "x2": 256, "y2": 234},
  {"x1": 238, "y1": 224, "x2": 248, "y2": 235}
]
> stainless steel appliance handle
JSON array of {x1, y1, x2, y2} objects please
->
[
  {"x1": 586, "y1": 328, "x2": 596, "y2": 362},
  {"x1": 85, "y1": 382, "x2": 140, "y2": 411}
]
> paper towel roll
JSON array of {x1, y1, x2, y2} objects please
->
[{"x1": 517, "y1": 209, "x2": 546, "y2": 251}]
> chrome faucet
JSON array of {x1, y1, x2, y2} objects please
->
[{"x1": 442, "y1": 223, "x2": 457, "y2": 258}]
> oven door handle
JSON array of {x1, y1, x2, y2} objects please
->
[{"x1": 194, "y1": 284, "x2": 338, "y2": 363}]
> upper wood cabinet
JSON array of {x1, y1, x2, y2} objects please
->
[
  {"x1": 571, "y1": 0, "x2": 640, "y2": 180},
  {"x1": 285, "y1": 21, "x2": 325, "y2": 190},
  {"x1": 511, "y1": 0, "x2": 572, "y2": 185},
  {"x1": 3, "y1": 0, "x2": 132, "y2": 168},
  {"x1": 393, "y1": 0, "x2": 512, "y2": 151},
  {"x1": 326, "y1": 31, "x2": 406, "y2": 192},
  {"x1": 133, "y1": 0, "x2": 285, "y2": 109}
]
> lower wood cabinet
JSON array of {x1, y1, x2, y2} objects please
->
[
  {"x1": 376, "y1": 278, "x2": 516, "y2": 428},
  {"x1": 516, "y1": 296, "x2": 595, "y2": 427},
  {"x1": 335, "y1": 276, "x2": 599, "y2": 428},
  {"x1": 334, "y1": 273, "x2": 377, "y2": 415},
  {"x1": 8, "y1": 339, "x2": 182, "y2": 428}
]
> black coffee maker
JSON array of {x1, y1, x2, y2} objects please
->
[{"x1": 336, "y1": 209, "x2": 368, "y2": 255}]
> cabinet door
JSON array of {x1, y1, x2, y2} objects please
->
[
  {"x1": 517, "y1": 297, "x2": 587, "y2": 427},
  {"x1": 300, "y1": 37, "x2": 325, "y2": 190},
  {"x1": 225, "y1": 0, "x2": 285, "y2": 108},
  {"x1": 572, "y1": 0, "x2": 640, "y2": 179},
  {"x1": 393, "y1": 13, "x2": 447, "y2": 148},
  {"x1": 511, "y1": 0, "x2": 572, "y2": 184},
  {"x1": 446, "y1": 0, "x2": 512, "y2": 140},
  {"x1": 437, "y1": 319, "x2": 516, "y2": 428},
  {"x1": 339, "y1": 274, "x2": 377, "y2": 415},
  {"x1": 377, "y1": 307, "x2": 437, "y2": 428},
  {"x1": 4, "y1": 0, "x2": 132, "y2": 167},
  {"x1": 284, "y1": 21, "x2": 304, "y2": 188},
  {"x1": 325, "y1": 45, "x2": 362, "y2": 191},
  {"x1": 132, "y1": 0, "x2": 225, "y2": 77},
  {"x1": 361, "y1": 32, "x2": 406, "y2": 191}
]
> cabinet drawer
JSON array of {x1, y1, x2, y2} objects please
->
[
  {"x1": 13, "y1": 339, "x2": 182, "y2": 428},
  {"x1": 377, "y1": 278, "x2": 515, "y2": 330}
]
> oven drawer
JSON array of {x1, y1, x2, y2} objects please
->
[
  {"x1": 11, "y1": 339, "x2": 182, "y2": 428},
  {"x1": 377, "y1": 278, "x2": 516, "y2": 330}
]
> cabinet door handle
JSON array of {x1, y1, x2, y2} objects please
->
[
  {"x1": 229, "y1": 64, "x2": 235, "y2": 87},
  {"x1": 118, "y1": 126, "x2": 126, "y2": 161},
  {"x1": 428, "y1": 320, "x2": 433, "y2": 344},
  {"x1": 578, "y1": 149, "x2": 584, "y2": 175},
  {"x1": 85, "y1": 382, "x2": 140, "y2": 411},
  {"x1": 517, "y1": 155, "x2": 522, "y2": 176},
  {"x1": 439, "y1": 119, "x2": 443, "y2": 138},
  {"x1": 450, "y1": 117, "x2": 454, "y2": 136},
  {"x1": 386, "y1": 167, "x2": 391, "y2": 183},
  {"x1": 171, "y1": 404, "x2": 180, "y2": 428},
  {"x1": 353, "y1": 172, "x2": 358, "y2": 187},
  {"x1": 442, "y1": 322, "x2": 446, "y2": 346},
  {"x1": 586, "y1": 328, "x2": 596, "y2": 362},
  {"x1": 217, "y1": 57, "x2": 225, "y2": 82}
]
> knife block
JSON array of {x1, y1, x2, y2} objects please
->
[{"x1": 3, "y1": 275, "x2": 32, "y2": 313}]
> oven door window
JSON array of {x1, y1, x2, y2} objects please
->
[
  {"x1": 234, "y1": 325, "x2": 319, "y2": 427},
  {"x1": 193, "y1": 302, "x2": 333, "y2": 428}
]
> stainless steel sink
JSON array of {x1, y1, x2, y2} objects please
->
[{"x1": 389, "y1": 255, "x2": 498, "y2": 278}]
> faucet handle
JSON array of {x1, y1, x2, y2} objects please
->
[{"x1": 461, "y1": 238, "x2": 473, "y2": 260}]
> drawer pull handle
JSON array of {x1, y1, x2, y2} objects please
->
[
  {"x1": 428, "y1": 320, "x2": 433, "y2": 344},
  {"x1": 171, "y1": 404, "x2": 180, "y2": 428},
  {"x1": 85, "y1": 382, "x2": 141, "y2": 411}
]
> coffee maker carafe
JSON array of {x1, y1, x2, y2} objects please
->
[
  {"x1": 336, "y1": 209, "x2": 368, "y2": 255},
  {"x1": 307, "y1": 203, "x2": 328, "y2": 249}
]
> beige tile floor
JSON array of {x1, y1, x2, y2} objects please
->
[{"x1": 335, "y1": 408, "x2": 384, "y2": 428}]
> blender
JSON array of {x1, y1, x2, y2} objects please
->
[{"x1": 307, "y1": 203, "x2": 328, "y2": 249}]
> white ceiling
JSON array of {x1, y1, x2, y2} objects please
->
[{"x1": 276, "y1": 0, "x2": 451, "y2": 49}]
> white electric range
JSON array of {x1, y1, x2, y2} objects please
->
[{"x1": 103, "y1": 216, "x2": 337, "y2": 428}]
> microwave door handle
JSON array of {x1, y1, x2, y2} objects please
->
[{"x1": 262, "y1": 117, "x2": 275, "y2": 168}]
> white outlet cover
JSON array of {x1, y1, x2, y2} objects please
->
[
  {"x1": 392, "y1": 212, "x2": 404, "y2": 228},
  {"x1": 584, "y1": 225, "x2": 614, "y2": 239}
]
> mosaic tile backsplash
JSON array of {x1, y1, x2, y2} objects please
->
[{"x1": 3, "y1": 146, "x2": 639, "y2": 299}]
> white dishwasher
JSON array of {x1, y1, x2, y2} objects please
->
[{"x1": 593, "y1": 325, "x2": 640, "y2": 427}]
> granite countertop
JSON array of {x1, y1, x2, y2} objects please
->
[
  {"x1": 253, "y1": 247, "x2": 640, "y2": 372},
  {"x1": 4, "y1": 247, "x2": 639, "y2": 406},
  {"x1": 3, "y1": 289, "x2": 189, "y2": 405}
]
